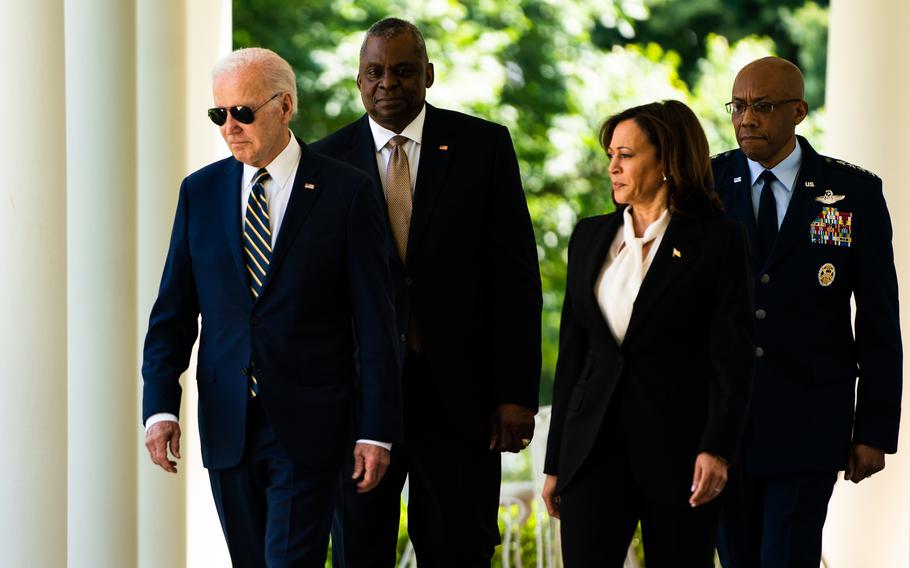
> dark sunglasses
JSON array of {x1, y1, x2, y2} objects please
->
[{"x1": 208, "y1": 92, "x2": 282, "y2": 126}]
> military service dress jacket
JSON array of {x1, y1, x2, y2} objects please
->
[{"x1": 712, "y1": 135, "x2": 902, "y2": 475}]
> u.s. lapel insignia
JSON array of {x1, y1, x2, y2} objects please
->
[
  {"x1": 815, "y1": 190, "x2": 845, "y2": 204},
  {"x1": 304, "y1": 183, "x2": 316, "y2": 190},
  {"x1": 805, "y1": 181, "x2": 815, "y2": 188},
  {"x1": 672, "y1": 247, "x2": 682, "y2": 258},
  {"x1": 438, "y1": 145, "x2": 449, "y2": 151},
  {"x1": 818, "y1": 263, "x2": 836, "y2": 287},
  {"x1": 733, "y1": 176, "x2": 742, "y2": 183}
]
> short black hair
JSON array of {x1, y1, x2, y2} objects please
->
[{"x1": 360, "y1": 17, "x2": 428, "y2": 62}]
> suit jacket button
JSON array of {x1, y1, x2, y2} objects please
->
[
  {"x1": 755, "y1": 346, "x2": 765, "y2": 358},
  {"x1": 400, "y1": 333, "x2": 407, "y2": 342},
  {"x1": 404, "y1": 276, "x2": 413, "y2": 285},
  {"x1": 755, "y1": 309, "x2": 767, "y2": 320},
  {"x1": 241, "y1": 367, "x2": 249, "y2": 376},
  {"x1": 760, "y1": 273, "x2": 770, "y2": 284}
]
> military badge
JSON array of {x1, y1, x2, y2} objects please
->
[
  {"x1": 818, "y1": 263, "x2": 836, "y2": 287},
  {"x1": 810, "y1": 207, "x2": 852, "y2": 247},
  {"x1": 814, "y1": 190, "x2": 845, "y2": 205}
]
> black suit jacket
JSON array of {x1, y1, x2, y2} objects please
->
[
  {"x1": 713, "y1": 136, "x2": 902, "y2": 475},
  {"x1": 142, "y1": 139, "x2": 402, "y2": 470},
  {"x1": 312, "y1": 104, "x2": 542, "y2": 443},
  {"x1": 544, "y1": 207, "x2": 754, "y2": 506}
]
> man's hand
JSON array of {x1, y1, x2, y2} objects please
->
[
  {"x1": 145, "y1": 420, "x2": 182, "y2": 474},
  {"x1": 845, "y1": 443, "x2": 886, "y2": 483},
  {"x1": 689, "y1": 452, "x2": 728, "y2": 507},
  {"x1": 352, "y1": 443, "x2": 391, "y2": 493},
  {"x1": 542, "y1": 474, "x2": 560, "y2": 519},
  {"x1": 489, "y1": 403, "x2": 535, "y2": 453}
]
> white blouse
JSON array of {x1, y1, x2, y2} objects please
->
[{"x1": 595, "y1": 207, "x2": 671, "y2": 344}]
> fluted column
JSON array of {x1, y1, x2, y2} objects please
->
[
  {"x1": 0, "y1": 1, "x2": 68, "y2": 566},
  {"x1": 65, "y1": 0, "x2": 138, "y2": 566},
  {"x1": 824, "y1": 1, "x2": 910, "y2": 565},
  {"x1": 136, "y1": 1, "x2": 188, "y2": 566}
]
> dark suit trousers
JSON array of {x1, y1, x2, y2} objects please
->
[
  {"x1": 558, "y1": 407, "x2": 720, "y2": 568},
  {"x1": 717, "y1": 469, "x2": 837, "y2": 568},
  {"x1": 209, "y1": 399, "x2": 340, "y2": 568},
  {"x1": 332, "y1": 350, "x2": 501, "y2": 568}
]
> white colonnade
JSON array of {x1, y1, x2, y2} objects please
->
[
  {"x1": 0, "y1": 0, "x2": 229, "y2": 565},
  {"x1": 0, "y1": 1, "x2": 68, "y2": 566},
  {"x1": 824, "y1": 1, "x2": 910, "y2": 566}
]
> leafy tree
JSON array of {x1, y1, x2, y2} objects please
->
[{"x1": 234, "y1": 0, "x2": 828, "y2": 405}]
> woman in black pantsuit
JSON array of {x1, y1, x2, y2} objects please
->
[{"x1": 542, "y1": 100, "x2": 754, "y2": 567}]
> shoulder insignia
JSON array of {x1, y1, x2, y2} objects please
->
[
  {"x1": 711, "y1": 150, "x2": 733, "y2": 162},
  {"x1": 824, "y1": 156, "x2": 880, "y2": 179}
]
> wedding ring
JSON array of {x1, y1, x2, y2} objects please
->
[{"x1": 521, "y1": 438, "x2": 531, "y2": 448}]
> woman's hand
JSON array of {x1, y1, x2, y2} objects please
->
[
  {"x1": 689, "y1": 452, "x2": 728, "y2": 507},
  {"x1": 542, "y1": 474, "x2": 560, "y2": 519}
]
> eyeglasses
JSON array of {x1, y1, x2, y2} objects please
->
[
  {"x1": 724, "y1": 99, "x2": 802, "y2": 115},
  {"x1": 208, "y1": 92, "x2": 282, "y2": 126}
]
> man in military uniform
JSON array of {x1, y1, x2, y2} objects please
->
[{"x1": 713, "y1": 56, "x2": 902, "y2": 567}]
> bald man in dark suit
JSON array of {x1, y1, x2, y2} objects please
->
[{"x1": 313, "y1": 17, "x2": 542, "y2": 568}]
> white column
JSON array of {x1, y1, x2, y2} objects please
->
[
  {"x1": 65, "y1": 0, "x2": 138, "y2": 566},
  {"x1": 184, "y1": 0, "x2": 232, "y2": 566},
  {"x1": 824, "y1": 1, "x2": 910, "y2": 566},
  {"x1": 0, "y1": 1, "x2": 68, "y2": 566},
  {"x1": 136, "y1": 1, "x2": 188, "y2": 567}
]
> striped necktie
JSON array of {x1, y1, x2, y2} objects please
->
[
  {"x1": 244, "y1": 168, "x2": 270, "y2": 398},
  {"x1": 244, "y1": 168, "x2": 272, "y2": 299}
]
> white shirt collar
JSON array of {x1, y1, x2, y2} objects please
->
[
  {"x1": 747, "y1": 140, "x2": 802, "y2": 193},
  {"x1": 241, "y1": 132, "x2": 301, "y2": 189},
  {"x1": 366, "y1": 104, "x2": 426, "y2": 151}
]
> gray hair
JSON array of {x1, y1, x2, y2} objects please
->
[
  {"x1": 212, "y1": 47, "x2": 298, "y2": 116},
  {"x1": 360, "y1": 18, "x2": 428, "y2": 62}
]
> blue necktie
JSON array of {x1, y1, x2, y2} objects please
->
[
  {"x1": 757, "y1": 170, "x2": 778, "y2": 264},
  {"x1": 244, "y1": 168, "x2": 271, "y2": 398}
]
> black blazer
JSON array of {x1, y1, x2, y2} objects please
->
[
  {"x1": 713, "y1": 136, "x2": 902, "y2": 475},
  {"x1": 312, "y1": 104, "x2": 542, "y2": 443},
  {"x1": 142, "y1": 140, "x2": 402, "y2": 469},
  {"x1": 544, "y1": 207, "x2": 754, "y2": 506}
]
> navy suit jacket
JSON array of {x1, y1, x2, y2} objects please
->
[
  {"x1": 312, "y1": 104, "x2": 542, "y2": 444},
  {"x1": 142, "y1": 139, "x2": 402, "y2": 470},
  {"x1": 543, "y1": 207, "x2": 754, "y2": 505},
  {"x1": 713, "y1": 136, "x2": 902, "y2": 475}
]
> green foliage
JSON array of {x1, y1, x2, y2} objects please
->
[{"x1": 234, "y1": 0, "x2": 828, "y2": 405}]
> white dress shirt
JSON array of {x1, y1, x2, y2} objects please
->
[{"x1": 595, "y1": 207, "x2": 671, "y2": 344}]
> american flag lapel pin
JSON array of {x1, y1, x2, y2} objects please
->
[
  {"x1": 672, "y1": 248, "x2": 682, "y2": 258},
  {"x1": 304, "y1": 182, "x2": 316, "y2": 190},
  {"x1": 438, "y1": 145, "x2": 448, "y2": 151}
]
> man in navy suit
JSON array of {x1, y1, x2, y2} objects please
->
[
  {"x1": 713, "y1": 56, "x2": 902, "y2": 567},
  {"x1": 312, "y1": 18, "x2": 542, "y2": 568},
  {"x1": 141, "y1": 47, "x2": 401, "y2": 567}
]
